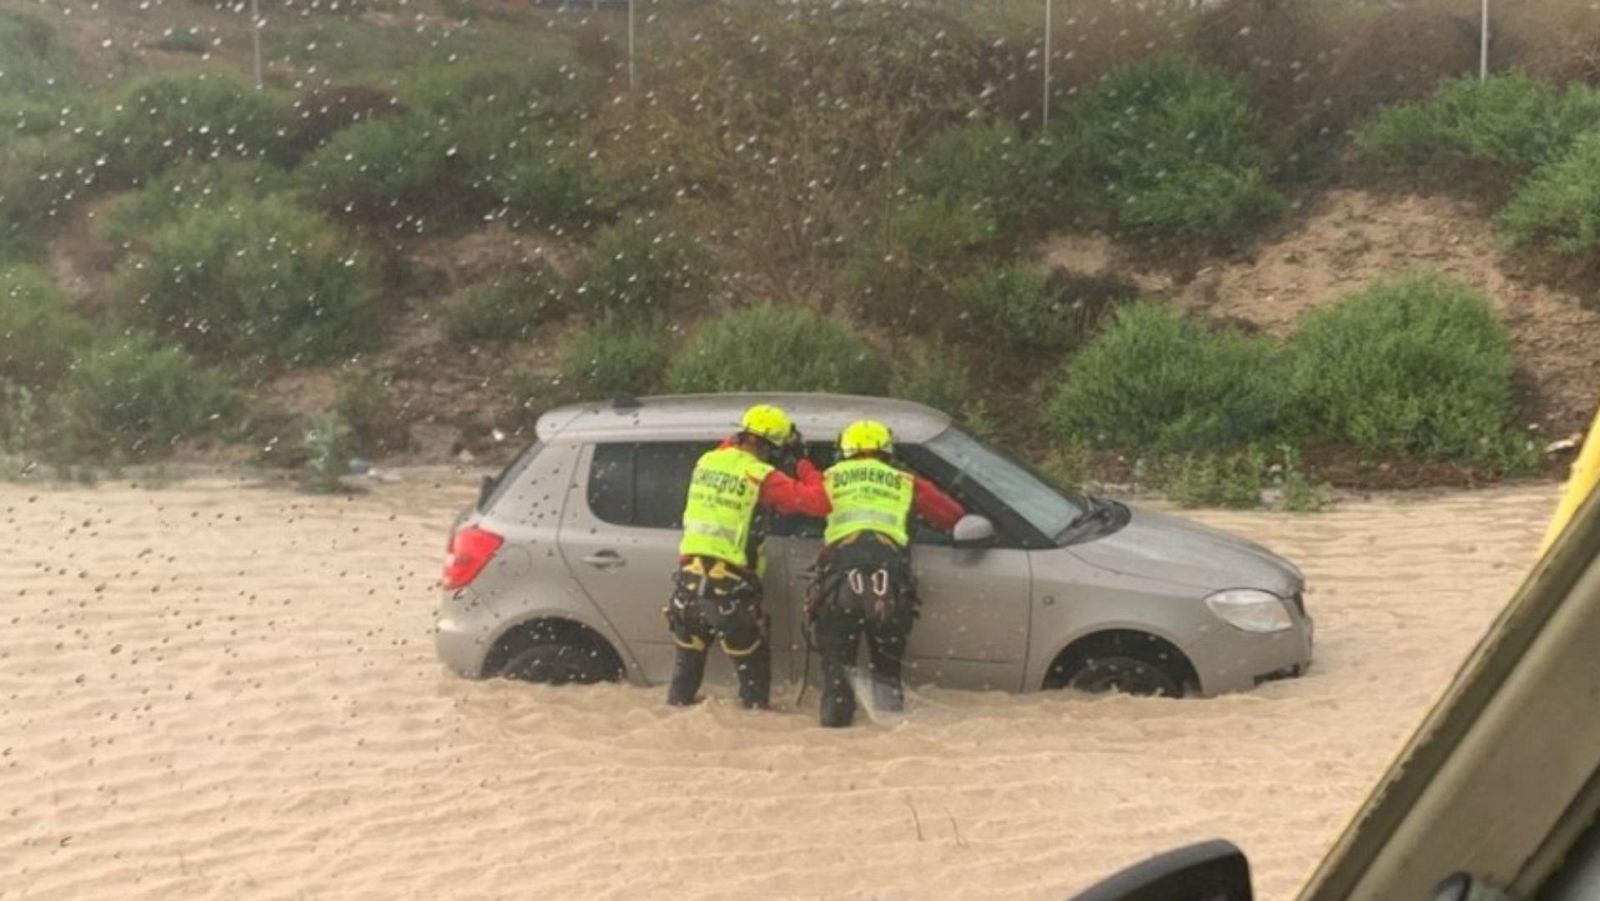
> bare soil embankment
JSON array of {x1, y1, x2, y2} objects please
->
[{"x1": 0, "y1": 472, "x2": 1557, "y2": 900}]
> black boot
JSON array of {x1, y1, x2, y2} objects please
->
[
  {"x1": 868, "y1": 629, "x2": 906, "y2": 713},
  {"x1": 666, "y1": 645, "x2": 708, "y2": 706},
  {"x1": 732, "y1": 641, "x2": 771, "y2": 710},
  {"x1": 871, "y1": 677, "x2": 904, "y2": 713},
  {"x1": 817, "y1": 618, "x2": 860, "y2": 728}
]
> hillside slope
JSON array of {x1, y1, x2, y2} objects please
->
[{"x1": 1044, "y1": 189, "x2": 1600, "y2": 445}]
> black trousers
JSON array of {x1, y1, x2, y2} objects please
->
[
  {"x1": 664, "y1": 558, "x2": 770, "y2": 709},
  {"x1": 810, "y1": 534, "x2": 917, "y2": 728}
]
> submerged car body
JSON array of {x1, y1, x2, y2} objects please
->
[{"x1": 435, "y1": 393, "x2": 1313, "y2": 697}]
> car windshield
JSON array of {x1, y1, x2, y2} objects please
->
[{"x1": 925, "y1": 427, "x2": 1085, "y2": 541}]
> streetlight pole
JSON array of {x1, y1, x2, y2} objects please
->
[
  {"x1": 1042, "y1": 0, "x2": 1052, "y2": 128},
  {"x1": 250, "y1": 0, "x2": 262, "y2": 88},
  {"x1": 1479, "y1": 0, "x2": 1490, "y2": 80}
]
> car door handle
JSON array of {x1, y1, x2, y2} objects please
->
[{"x1": 582, "y1": 551, "x2": 626, "y2": 569}]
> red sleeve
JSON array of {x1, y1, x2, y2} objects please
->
[
  {"x1": 759, "y1": 459, "x2": 831, "y2": 517},
  {"x1": 913, "y1": 476, "x2": 964, "y2": 533}
]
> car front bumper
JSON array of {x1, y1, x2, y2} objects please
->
[{"x1": 1191, "y1": 600, "x2": 1314, "y2": 695}]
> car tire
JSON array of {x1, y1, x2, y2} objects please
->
[
  {"x1": 1064, "y1": 651, "x2": 1186, "y2": 698},
  {"x1": 502, "y1": 639, "x2": 619, "y2": 685}
]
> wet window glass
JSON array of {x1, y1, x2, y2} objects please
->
[
  {"x1": 585, "y1": 441, "x2": 705, "y2": 528},
  {"x1": 586, "y1": 443, "x2": 634, "y2": 526},
  {"x1": 6, "y1": 1, "x2": 1592, "y2": 898},
  {"x1": 633, "y1": 442, "x2": 706, "y2": 528},
  {"x1": 925, "y1": 428, "x2": 1083, "y2": 540}
]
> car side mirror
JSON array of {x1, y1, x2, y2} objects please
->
[
  {"x1": 952, "y1": 514, "x2": 996, "y2": 548},
  {"x1": 1070, "y1": 840, "x2": 1252, "y2": 901}
]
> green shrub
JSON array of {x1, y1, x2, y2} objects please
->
[
  {"x1": 262, "y1": 18, "x2": 445, "y2": 81},
  {"x1": 60, "y1": 331, "x2": 237, "y2": 461},
  {"x1": 400, "y1": 59, "x2": 587, "y2": 122},
  {"x1": 298, "y1": 113, "x2": 460, "y2": 216},
  {"x1": 0, "y1": 379, "x2": 40, "y2": 467},
  {"x1": 303, "y1": 412, "x2": 355, "y2": 493},
  {"x1": 95, "y1": 75, "x2": 298, "y2": 184},
  {"x1": 287, "y1": 84, "x2": 402, "y2": 156},
  {"x1": 443, "y1": 270, "x2": 562, "y2": 343},
  {"x1": 1500, "y1": 132, "x2": 1600, "y2": 254},
  {"x1": 112, "y1": 195, "x2": 375, "y2": 364},
  {"x1": 154, "y1": 29, "x2": 209, "y2": 54},
  {"x1": 0, "y1": 94, "x2": 79, "y2": 137},
  {"x1": 298, "y1": 62, "x2": 607, "y2": 227},
  {"x1": 955, "y1": 264, "x2": 1071, "y2": 351},
  {"x1": 1355, "y1": 74, "x2": 1600, "y2": 173},
  {"x1": 495, "y1": 150, "x2": 612, "y2": 226},
  {"x1": 901, "y1": 121, "x2": 1069, "y2": 234},
  {"x1": 581, "y1": 218, "x2": 708, "y2": 320},
  {"x1": 1048, "y1": 301, "x2": 1288, "y2": 453},
  {"x1": 1274, "y1": 446, "x2": 1333, "y2": 513},
  {"x1": 1290, "y1": 273, "x2": 1524, "y2": 463},
  {"x1": 887, "y1": 197, "x2": 999, "y2": 260},
  {"x1": 561, "y1": 319, "x2": 669, "y2": 398},
  {"x1": 0, "y1": 264, "x2": 93, "y2": 386},
  {"x1": 889, "y1": 340, "x2": 972, "y2": 417},
  {"x1": 667, "y1": 306, "x2": 888, "y2": 395},
  {"x1": 1039, "y1": 441, "x2": 1096, "y2": 491},
  {"x1": 98, "y1": 159, "x2": 292, "y2": 250},
  {"x1": 845, "y1": 197, "x2": 998, "y2": 322},
  {"x1": 0, "y1": 133, "x2": 93, "y2": 260},
  {"x1": 0, "y1": 12, "x2": 79, "y2": 97},
  {"x1": 335, "y1": 371, "x2": 410, "y2": 456},
  {"x1": 1061, "y1": 56, "x2": 1282, "y2": 241},
  {"x1": 1157, "y1": 451, "x2": 1266, "y2": 510}
]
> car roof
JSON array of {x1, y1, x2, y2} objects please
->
[{"x1": 535, "y1": 393, "x2": 954, "y2": 445}]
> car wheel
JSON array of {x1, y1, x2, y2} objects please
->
[
  {"x1": 1065, "y1": 653, "x2": 1185, "y2": 698},
  {"x1": 502, "y1": 639, "x2": 619, "y2": 685}
]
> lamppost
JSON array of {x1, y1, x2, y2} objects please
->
[
  {"x1": 250, "y1": 0, "x2": 262, "y2": 88},
  {"x1": 1480, "y1": 0, "x2": 1489, "y2": 80},
  {"x1": 1042, "y1": 0, "x2": 1052, "y2": 128}
]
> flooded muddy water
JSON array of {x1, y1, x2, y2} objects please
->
[{"x1": 0, "y1": 473, "x2": 1556, "y2": 900}]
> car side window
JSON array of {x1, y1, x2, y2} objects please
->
[
  {"x1": 585, "y1": 441, "x2": 710, "y2": 529},
  {"x1": 898, "y1": 444, "x2": 1029, "y2": 550},
  {"x1": 587, "y1": 443, "x2": 635, "y2": 525},
  {"x1": 634, "y1": 442, "x2": 706, "y2": 528}
]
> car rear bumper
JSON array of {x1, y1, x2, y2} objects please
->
[{"x1": 435, "y1": 591, "x2": 496, "y2": 679}]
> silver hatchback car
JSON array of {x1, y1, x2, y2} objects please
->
[{"x1": 436, "y1": 393, "x2": 1313, "y2": 697}]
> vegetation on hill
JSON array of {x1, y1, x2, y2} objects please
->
[{"x1": 0, "y1": 0, "x2": 1594, "y2": 503}]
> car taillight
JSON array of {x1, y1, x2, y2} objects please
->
[{"x1": 443, "y1": 526, "x2": 504, "y2": 591}]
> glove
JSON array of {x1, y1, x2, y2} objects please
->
[{"x1": 777, "y1": 428, "x2": 805, "y2": 473}]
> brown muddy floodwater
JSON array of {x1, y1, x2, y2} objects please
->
[{"x1": 0, "y1": 472, "x2": 1557, "y2": 900}]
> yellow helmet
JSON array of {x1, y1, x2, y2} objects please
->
[
  {"x1": 740, "y1": 404, "x2": 793, "y2": 445},
  {"x1": 839, "y1": 419, "x2": 893, "y2": 457}
]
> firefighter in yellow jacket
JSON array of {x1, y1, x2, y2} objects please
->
[
  {"x1": 808, "y1": 419, "x2": 964, "y2": 727},
  {"x1": 667, "y1": 404, "x2": 829, "y2": 709}
]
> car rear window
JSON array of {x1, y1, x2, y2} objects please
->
[
  {"x1": 481, "y1": 441, "x2": 543, "y2": 511},
  {"x1": 586, "y1": 441, "x2": 709, "y2": 529}
]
